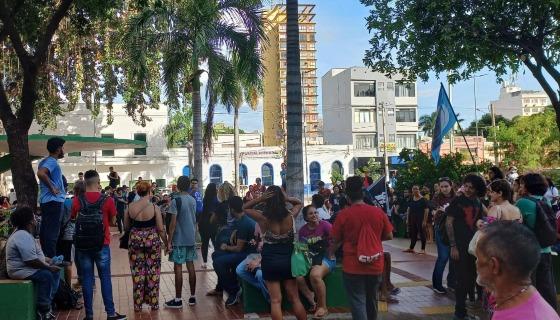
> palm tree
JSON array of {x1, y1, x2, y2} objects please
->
[
  {"x1": 285, "y1": 0, "x2": 304, "y2": 200},
  {"x1": 420, "y1": 111, "x2": 464, "y2": 137},
  {"x1": 125, "y1": 0, "x2": 264, "y2": 185}
]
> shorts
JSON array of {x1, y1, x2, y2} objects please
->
[
  {"x1": 56, "y1": 240, "x2": 73, "y2": 262},
  {"x1": 322, "y1": 257, "x2": 336, "y2": 273},
  {"x1": 169, "y1": 246, "x2": 198, "y2": 264}
]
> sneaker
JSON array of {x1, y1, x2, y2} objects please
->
[
  {"x1": 36, "y1": 310, "x2": 55, "y2": 320},
  {"x1": 432, "y1": 287, "x2": 447, "y2": 294},
  {"x1": 107, "y1": 313, "x2": 127, "y2": 320},
  {"x1": 225, "y1": 289, "x2": 242, "y2": 306},
  {"x1": 390, "y1": 287, "x2": 401, "y2": 295},
  {"x1": 165, "y1": 299, "x2": 183, "y2": 309},
  {"x1": 188, "y1": 296, "x2": 196, "y2": 306}
]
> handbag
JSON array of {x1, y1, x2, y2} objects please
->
[{"x1": 290, "y1": 216, "x2": 310, "y2": 277}]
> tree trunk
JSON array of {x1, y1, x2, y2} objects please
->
[
  {"x1": 285, "y1": 0, "x2": 304, "y2": 200},
  {"x1": 192, "y1": 76, "x2": 203, "y2": 185},
  {"x1": 7, "y1": 127, "x2": 38, "y2": 208},
  {"x1": 234, "y1": 106, "x2": 240, "y2": 194}
]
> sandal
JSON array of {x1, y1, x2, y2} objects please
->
[
  {"x1": 313, "y1": 307, "x2": 329, "y2": 319},
  {"x1": 402, "y1": 248, "x2": 415, "y2": 253}
]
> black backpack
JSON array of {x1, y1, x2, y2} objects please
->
[
  {"x1": 525, "y1": 197, "x2": 557, "y2": 247},
  {"x1": 74, "y1": 195, "x2": 106, "y2": 252},
  {"x1": 53, "y1": 279, "x2": 81, "y2": 310}
]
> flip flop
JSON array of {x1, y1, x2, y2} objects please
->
[{"x1": 313, "y1": 308, "x2": 329, "y2": 319}]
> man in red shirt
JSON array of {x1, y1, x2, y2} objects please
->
[
  {"x1": 72, "y1": 170, "x2": 126, "y2": 320},
  {"x1": 331, "y1": 176, "x2": 393, "y2": 320}
]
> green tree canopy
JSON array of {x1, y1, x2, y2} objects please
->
[
  {"x1": 465, "y1": 113, "x2": 512, "y2": 137},
  {"x1": 361, "y1": 0, "x2": 560, "y2": 132}
]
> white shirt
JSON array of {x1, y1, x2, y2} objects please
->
[
  {"x1": 544, "y1": 187, "x2": 559, "y2": 205},
  {"x1": 317, "y1": 206, "x2": 330, "y2": 220}
]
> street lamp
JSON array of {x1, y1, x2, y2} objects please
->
[{"x1": 473, "y1": 73, "x2": 487, "y2": 164}]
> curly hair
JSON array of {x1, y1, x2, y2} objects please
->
[
  {"x1": 11, "y1": 206, "x2": 35, "y2": 230},
  {"x1": 463, "y1": 173, "x2": 487, "y2": 197}
]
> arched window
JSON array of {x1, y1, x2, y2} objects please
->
[
  {"x1": 261, "y1": 163, "x2": 274, "y2": 186},
  {"x1": 239, "y1": 164, "x2": 248, "y2": 186},
  {"x1": 182, "y1": 165, "x2": 191, "y2": 177},
  {"x1": 309, "y1": 161, "x2": 321, "y2": 191},
  {"x1": 209, "y1": 165, "x2": 223, "y2": 185},
  {"x1": 332, "y1": 161, "x2": 343, "y2": 176}
]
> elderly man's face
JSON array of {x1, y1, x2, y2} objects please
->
[{"x1": 475, "y1": 243, "x2": 497, "y2": 290}]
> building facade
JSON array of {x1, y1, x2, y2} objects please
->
[
  {"x1": 262, "y1": 4, "x2": 319, "y2": 146},
  {"x1": 322, "y1": 67, "x2": 419, "y2": 161},
  {"x1": 490, "y1": 83, "x2": 551, "y2": 119}
]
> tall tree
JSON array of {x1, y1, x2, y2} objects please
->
[
  {"x1": 418, "y1": 112, "x2": 437, "y2": 137},
  {"x1": 465, "y1": 113, "x2": 512, "y2": 137},
  {"x1": 285, "y1": 0, "x2": 304, "y2": 200},
  {"x1": 126, "y1": 0, "x2": 264, "y2": 186},
  {"x1": 361, "y1": 0, "x2": 560, "y2": 133},
  {"x1": 0, "y1": 1, "x2": 155, "y2": 207}
]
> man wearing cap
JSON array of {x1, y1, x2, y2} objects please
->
[{"x1": 36, "y1": 137, "x2": 67, "y2": 258}]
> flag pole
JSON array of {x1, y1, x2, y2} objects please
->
[{"x1": 450, "y1": 108, "x2": 477, "y2": 166}]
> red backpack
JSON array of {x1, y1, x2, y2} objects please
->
[{"x1": 356, "y1": 218, "x2": 382, "y2": 264}]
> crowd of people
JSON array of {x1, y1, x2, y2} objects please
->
[{"x1": 3, "y1": 137, "x2": 560, "y2": 320}]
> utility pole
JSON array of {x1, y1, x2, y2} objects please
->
[
  {"x1": 381, "y1": 103, "x2": 391, "y2": 214},
  {"x1": 233, "y1": 106, "x2": 240, "y2": 194},
  {"x1": 302, "y1": 71, "x2": 309, "y2": 200},
  {"x1": 490, "y1": 103, "x2": 499, "y2": 165},
  {"x1": 448, "y1": 79, "x2": 455, "y2": 153}
]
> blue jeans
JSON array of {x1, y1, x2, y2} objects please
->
[
  {"x1": 432, "y1": 228, "x2": 450, "y2": 290},
  {"x1": 212, "y1": 251, "x2": 248, "y2": 296},
  {"x1": 26, "y1": 269, "x2": 60, "y2": 312},
  {"x1": 342, "y1": 273, "x2": 382, "y2": 320},
  {"x1": 236, "y1": 255, "x2": 270, "y2": 302},
  {"x1": 76, "y1": 245, "x2": 115, "y2": 318},
  {"x1": 39, "y1": 201, "x2": 63, "y2": 258}
]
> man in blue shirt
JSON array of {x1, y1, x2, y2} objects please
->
[
  {"x1": 189, "y1": 178, "x2": 203, "y2": 216},
  {"x1": 36, "y1": 137, "x2": 66, "y2": 258}
]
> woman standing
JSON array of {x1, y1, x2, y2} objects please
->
[
  {"x1": 243, "y1": 186, "x2": 306, "y2": 320},
  {"x1": 488, "y1": 166, "x2": 505, "y2": 182},
  {"x1": 296, "y1": 205, "x2": 336, "y2": 319},
  {"x1": 328, "y1": 185, "x2": 343, "y2": 215},
  {"x1": 487, "y1": 180, "x2": 522, "y2": 222},
  {"x1": 125, "y1": 181, "x2": 168, "y2": 311},
  {"x1": 403, "y1": 185, "x2": 429, "y2": 254},
  {"x1": 431, "y1": 178, "x2": 455, "y2": 294},
  {"x1": 198, "y1": 183, "x2": 219, "y2": 269}
]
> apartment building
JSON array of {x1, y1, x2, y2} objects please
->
[
  {"x1": 322, "y1": 67, "x2": 419, "y2": 160},
  {"x1": 262, "y1": 4, "x2": 319, "y2": 146},
  {"x1": 490, "y1": 83, "x2": 551, "y2": 119}
]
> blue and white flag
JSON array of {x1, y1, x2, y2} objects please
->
[{"x1": 431, "y1": 83, "x2": 458, "y2": 165}]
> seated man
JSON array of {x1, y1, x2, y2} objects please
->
[
  {"x1": 235, "y1": 224, "x2": 270, "y2": 302},
  {"x1": 6, "y1": 207, "x2": 61, "y2": 320},
  {"x1": 212, "y1": 196, "x2": 256, "y2": 306}
]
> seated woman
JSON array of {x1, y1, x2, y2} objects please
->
[{"x1": 296, "y1": 205, "x2": 336, "y2": 319}]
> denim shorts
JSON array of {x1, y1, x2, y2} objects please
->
[
  {"x1": 169, "y1": 246, "x2": 198, "y2": 264},
  {"x1": 323, "y1": 258, "x2": 337, "y2": 273}
]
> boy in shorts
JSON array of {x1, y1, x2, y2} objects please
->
[{"x1": 165, "y1": 176, "x2": 198, "y2": 308}]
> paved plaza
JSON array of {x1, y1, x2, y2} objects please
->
[{"x1": 53, "y1": 231, "x2": 468, "y2": 320}]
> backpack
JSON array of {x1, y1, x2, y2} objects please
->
[
  {"x1": 74, "y1": 195, "x2": 106, "y2": 252},
  {"x1": 53, "y1": 279, "x2": 81, "y2": 310},
  {"x1": 525, "y1": 197, "x2": 557, "y2": 247},
  {"x1": 356, "y1": 219, "x2": 382, "y2": 264}
]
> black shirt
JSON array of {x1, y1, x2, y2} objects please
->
[
  {"x1": 446, "y1": 195, "x2": 483, "y2": 248},
  {"x1": 408, "y1": 197, "x2": 428, "y2": 221}
]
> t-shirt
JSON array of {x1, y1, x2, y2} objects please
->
[
  {"x1": 397, "y1": 197, "x2": 410, "y2": 215},
  {"x1": 115, "y1": 195, "x2": 126, "y2": 214},
  {"x1": 168, "y1": 193, "x2": 197, "y2": 246},
  {"x1": 516, "y1": 196, "x2": 552, "y2": 253},
  {"x1": 408, "y1": 197, "x2": 428, "y2": 221},
  {"x1": 316, "y1": 206, "x2": 330, "y2": 220},
  {"x1": 299, "y1": 220, "x2": 332, "y2": 265},
  {"x1": 6, "y1": 230, "x2": 45, "y2": 279},
  {"x1": 332, "y1": 203, "x2": 392, "y2": 275},
  {"x1": 190, "y1": 190, "x2": 203, "y2": 215},
  {"x1": 446, "y1": 195, "x2": 483, "y2": 249},
  {"x1": 71, "y1": 192, "x2": 117, "y2": 245},
  {"x1": 329, "y1": 194, "x2": 343, "y2": 213},
  {"x1": 544, "y1": 187, "x2": 559, "y2": 205},
  {"x1": 38, "y1": 156, "x2": 65, "y2": 203},
  {"x1": 492, "y1": 290, "x2": 560, "y2": 320},
  {"x1": 231, "y1": 214, "x2": 257, "y2": 253}
]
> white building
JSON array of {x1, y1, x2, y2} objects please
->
[
  {"x1": 490, "y1": 83, "x2": 551, "y2": 119},
  {"x1": 322, "y1": 67, "x2": 419, "y2": 165}
]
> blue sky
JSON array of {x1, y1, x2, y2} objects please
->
[{"x1": 211, "y1": 0, "x2": 547, "y2": 132}]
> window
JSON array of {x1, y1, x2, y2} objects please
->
[
  {"x1": 354, "y1": 134, "x2": 377, "y2": 149},
  {"x1": 397, "y1": 134, "x2": 417, "y2": 149},
  {"x1": 396, "y1": 108, "x2": 416, "y2": 122},
  {"x1": 379, "y1": 133, "x2": 396, "y2": 142},
  {"x1": 156, "y1": 179, "x2": 166, "y2": 188},
  {"x1": 134, "y1": 133, "x2": 147, "y2": 155},
  {"x1": 261, "y1": 163, "x2": 274, "y2": 186},
  {"x1": 209, "y1": 165, "x2": 223, "y2": 185},
  {"x1": 354, "y1": 109, "x2": 375, "y2": 123},
  {"x1": 309, "y1": 161, "x2": 321, "y2": 191},
  {"x1": 332, "y1": 161, "x2": 343, "y2": 176},
  {"x1": 101, "y1": 134, "x2": 114, "y2": 156},
  {"x1": 354, "y1": 82, "x2": 376, "y2": 97},
  {"x1": 182, "y1": 165, "x2": 191, "y2": 177},
  {"x1": 395, "y1": 83, "x2": 416, "y2": 97},
  {"x1": 239, "y1": 164, "x2": 248, "y2": 186},
  {"x1": 280, "y1": 41, "x2": 286, "y2": 49},
  {"x1": 68, "y1": 134, "x2": 81, "y2": 157},
  {"x1": 299, "y1": 34, "x2": 306, "y2": 42}
]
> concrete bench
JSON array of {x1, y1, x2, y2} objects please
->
[{"x1": 0, "y1": 279, "x2": 36, "y2": 320}]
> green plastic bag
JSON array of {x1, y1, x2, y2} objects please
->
[{"x1": 291, "y1": 242, "x2": 310, "y2": 277}]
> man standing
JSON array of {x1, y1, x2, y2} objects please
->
[
  {"x1": 165, "y1": 176, "x2": 198, "y2": 308},
  {"x1": 8, "y1": 188, "x2": 16, "y2": 205},
  {"x1": 331, "y1": 176, "x2": 393, "y2": 320},
  {"x1": 72, "y1": 170, "x2": 126, "y2": 320},
  {"x1": 78, "y1": 172, "x2": 84, "y2": 181},
  {"x1": 189, "y1": 178, "x2": 203, "y2": 216},
  {"x1": 36, "y1": 137, "x2": 66, "y2": 258},
  {"x1": 107, "y1": 167, "x2": 120, "y2": 189},
  {"x1": 114, "y1": 187, "x2": 127, "y2": 234},
  {"x1": 445, "y1": 174, "x2": 486, "y2": 320}
]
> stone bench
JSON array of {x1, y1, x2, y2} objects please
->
[{"x1": 0, "y1": 279, "x2": 36, "y2": 320}]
